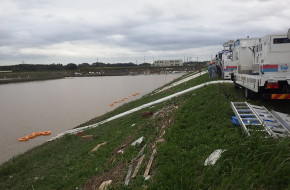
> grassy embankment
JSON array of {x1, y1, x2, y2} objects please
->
[
  {"x1": 1, "y1": 72, "x2": 290, "y2": 189},
  {"x1": 0, "y1": 71, "x2": 64, "y2": 84}
]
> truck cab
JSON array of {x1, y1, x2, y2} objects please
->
[{"x1": 219, "y1": 49, "x2": 236, "y2": 79}]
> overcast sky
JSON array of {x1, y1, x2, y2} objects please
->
[{"x1": 0, "y1": 0, "x2": 289, "y2": 65}]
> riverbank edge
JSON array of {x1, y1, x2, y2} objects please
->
[{"x1": 0, "y1": 66, "x2": 197, "y2": 85}]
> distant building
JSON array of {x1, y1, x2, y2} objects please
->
[{"x1": 153, "y1": 59, "x2": 183, "y2": 67}]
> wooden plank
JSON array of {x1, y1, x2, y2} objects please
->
[
  {"x1": 90, "y1": 142, "x2": 107, "y2": 152},
  {"x1": 143, "y1": 149, "x2": 157, "y2": 178},
  {"x1": 136, "y1": 144, "x2": 146, "y2": 158},
  {"x1": 125, "y1": 162, "x2": 133, "y2": 185},
  {"x1": 132, "y1": 154, "x2": 145, "y2": 178}
]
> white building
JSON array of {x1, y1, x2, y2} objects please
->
[{"x1": 153, "y1": 59, "x2": 183, "y2": 67}]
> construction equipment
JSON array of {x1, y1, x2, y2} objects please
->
[{"x1": 231, "y1": 102, "x2": 290, "y2": 138}]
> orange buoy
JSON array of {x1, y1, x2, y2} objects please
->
[
  {"x1": 32, "y1": 132, "x2": 42, "y2": 136},
  {"x1": 41, "y1": 131, "x2": 52, "y2": 136},
  {"x1": 27, "y1": 134, "x2": 36, "y2": 139},
  {"x1": 109, "y1": 104, "x2": 114, "y2": 107},
  {"x1": 132, "y1": 93, "x2": 140, "y2": 96},
  {"x1": 18, "y1": 137, "x2": 29, "y2": 141}
]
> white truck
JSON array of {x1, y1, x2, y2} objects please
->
[
  {"x1": 220, "y1": 40, "x2": 238, "y2": 79},
  {"x1": 232, "y1": 29, "x2": 290, "y2": 99}
]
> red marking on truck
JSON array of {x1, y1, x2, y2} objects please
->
[
  {"x1": 261, "y1": 64, "x2": 278, "y2": 72},
  {"x1": 224, "y1": 66, "x2": 237, "y2": 71},
  {"x1": 226, "y1": 66, "x2": 237, "y2": 69},
  {"x1": 262, "y1": 65, "x2": 278, "y2": 69}
]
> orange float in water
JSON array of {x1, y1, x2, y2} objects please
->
[
  {"x1": 18, "y1": 131, "x2": 52, "y2": 142},
  {"x1": 41, "y1": 131, "x2": 52, "y2": 136},
  {"x1": 132, "y1": 92, "x2": 140, "y2": 96},
  {"x1": 18, "y1": 137, "x2": 29, "y2": 141},
  {"x1": 27, "y1": 134, "x2": 36, "y2": 139},
  {"x1": 32, "y1": 132, "x2": 42, "y2": 136}
]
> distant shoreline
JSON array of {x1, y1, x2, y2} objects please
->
[{"x1": 0, "y1": 66, "x2": 201, "y2": 85}]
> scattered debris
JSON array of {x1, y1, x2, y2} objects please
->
[
  {"x1": 125, "y1": 162, "x2": 133, "y2": 185},
  {"x1": 142, "y1": 111, "x2": 154, "y2": 117},
  {"x1": 117, "y1": 149, "x2": 124, "y2": 154},
  {"x1": 156, "y1": 138, "x2": 165, "y2": 143},
  {"x1": 132, "y1": 154, "x2": 145, "y2": 178},
  {"x1": 99, "y1": 180, "x2": 112, "y2": 190},
  {"x1": 131, "y1": 136, "x2": 144, "y2": 146},
  {"x1": 144, "y1": 175, "x2": 151, "y2": 181},
  {"x1": 204, "y1": 149, "x2": 226, "y2": 166},
  {"x1": 91, "y1": 142, "x2": 107, "y2": 152},
  {"x1": 81, "y1": 135, "x2": 94, "y2": 141},
  {"x1": 152, "y1": 138, "x2": 166, "y2": 149},
  {"x1": 83, "y1": 162, "x2": 127, "y2": 190},
  {"x1": 75, "y1": 131, "x2": 84, "y2": 137},
  {"x1": 160, "y1": 130, "x2": 166, "y2": 137},
  {"x1": 136, "y1": 144, "x2": 147, "y2": 158},
  {"x1": 131, "y1": 123, "x2": 136, "y2": 127},
  {"x1": 125, "y1": 144, "x2": 148, "y2": 184},
  {"x1": 144, "y1": 149, "x2": 157, "y2": 178}
]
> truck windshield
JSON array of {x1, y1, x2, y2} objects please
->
[{"x1": 273, "y1": 38, "x2": 290, "y2": 44}]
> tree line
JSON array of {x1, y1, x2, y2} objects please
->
[{"x1": 0, "y1": 62, "x2": 152, "y2": 72}]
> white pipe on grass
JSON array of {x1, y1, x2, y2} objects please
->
[{"x1": 49, "y1": 80, "x2": 233, "y2": 141}]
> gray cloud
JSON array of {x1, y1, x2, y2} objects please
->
[{"x1": 0, "y1": 0, "x2": 290, "y2": 65}]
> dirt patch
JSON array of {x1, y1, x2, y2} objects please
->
[
  {"x1": 83, "y1": 103, "x2": 184, "y2": 189},
  {"x1": 83, "y1": 162, "x2": 127, "y2": 190}
]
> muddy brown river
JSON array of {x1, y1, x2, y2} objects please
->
[{"x1": 0, "y1": 74, "x2": 183, "y2": 164}]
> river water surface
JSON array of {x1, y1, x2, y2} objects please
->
[{"x1": 0, "y1": 74, "x2": 183, "y2": 164}]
